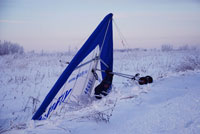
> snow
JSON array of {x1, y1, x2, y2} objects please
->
[
  {"x1": 111, "y1": 72, "x2": 200, "y2": 134},
  {"x1": 1, "y1": 50, "x2": 200, "y2": 134}
]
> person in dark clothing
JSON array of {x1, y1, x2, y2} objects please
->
[{"x1": 94, "y1": 70, "x2": 113, "y2": 99}]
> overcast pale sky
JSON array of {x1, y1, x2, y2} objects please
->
[{"x1": 0, "y1": 0, "x2": 200, "y2": 51}]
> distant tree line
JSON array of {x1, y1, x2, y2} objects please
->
[
  {"x1": 0, "y1": 40, "x2": 24, "y2": 55},
  {"x1": 161, "y1": 44, "x2": 199, "y2": 52}
]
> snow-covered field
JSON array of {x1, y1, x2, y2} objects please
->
[{"x1": 1, "y1": 49, "x2": 200, "y2": 134}]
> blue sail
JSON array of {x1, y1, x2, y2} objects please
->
[{"x1": 32, "y1": 13, "x2": 113, "y2": 120}]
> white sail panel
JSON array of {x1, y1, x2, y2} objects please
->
[{"x1": 44, "y1": 46, "x2": 101, "y2": 119}]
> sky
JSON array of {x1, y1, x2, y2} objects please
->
[{"x1": 0, "y1": 0, "x2": 200, "y2": 52}]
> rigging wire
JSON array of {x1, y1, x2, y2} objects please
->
[
  {"x1": 96, "y1": 68, "x2": 136, "y2": 79},
  {"x1": 113, "y1": 19, "x2": 130, "y2": 48},
  {"x1": 112, "y1": 18, "x2": 135, "y2": 76}
]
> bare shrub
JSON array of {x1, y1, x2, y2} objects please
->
[
  {"x1": 0, "y1": 40, "x2": 24, "y2": 55},
  {"x1": 161, "y1": 44, "x2": 173, "y2": 52},
  {"x1": 178, "y1": 45, "x2": 189, "y2": 51},
  {"x1": 175, "y1": 54, "x2": 200, "y2": 72},
  {"x1": 178, "y1": 45, "x2": 199, "y2": 51}
]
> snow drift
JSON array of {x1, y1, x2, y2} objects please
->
[{"x1": 0, "y1": 49, "x2": 200, "y2": 134}]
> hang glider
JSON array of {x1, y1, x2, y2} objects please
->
[
  {"x1": 32, "y1": 13, "x2": 153, "y2": 120},
  {"x1": 32, "y1": 13, "x2": 113, "y2": 120}
]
